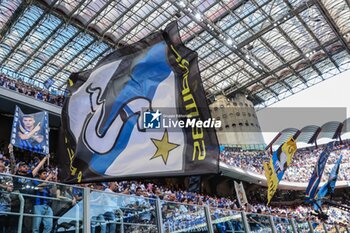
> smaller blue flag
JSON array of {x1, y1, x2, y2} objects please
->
[
  {"x1": 305, "y1": 141, "x2": 334, "y2": 201},
  {"x1": 314, "y1": 154, "x2": 342, "y2": 211}
]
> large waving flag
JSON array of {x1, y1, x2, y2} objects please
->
[
  {"x1": 59, "y1": 22, "x2": 219, "y2": 183},
  {"x1": 305, "y1": 141, "x2": 334, "y2": 201},
  {"x1": 314, "y1": 154, "x2": 342, "y2": 212},
  {"x1": 10, "y1": 106, "x2": 49, "y2": 154},
  {"x1": 264, "y1": 137, "x2": 297, "y2": 204}
]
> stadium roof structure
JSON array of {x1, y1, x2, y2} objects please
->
[
  {"x1": 0, "y1": 0, "x2": 350, "y2": 108},
  {"x1": 268, "y1": 118, "x2": 350, "y2": 147}
]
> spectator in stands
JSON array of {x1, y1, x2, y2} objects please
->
[
  {"x1": 0, "y1": 73, "x2": 65, "y2": 107},
  {"x1": 10, "y1": 146, "x2": 49, "y2": 233},
  {"x1": 13, "y1": 153, "x2": 49, "y2": 191},
  {"x1": 32, "y1": 169, "x2": 54, "y2": 233},
  {"x1": 219, "y1": 141, "x2": 350, "y2": 183},
  {"x1": 0, "y1": 178, "x2": 13, "y2": 233},
  {"x1": 105, "y1": 182, "x2": 118, "y2": 193},
  {"x1": 134, "y1": 186, "x2": 152, "y2": 223}
]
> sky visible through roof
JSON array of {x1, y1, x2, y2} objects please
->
[{"x1": 258, "y1": 69, "x2": 350, "y2": 146}]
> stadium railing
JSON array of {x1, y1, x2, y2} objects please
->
[{"x1": 0, "y1": 173, "x2": 349, "y2": 233}]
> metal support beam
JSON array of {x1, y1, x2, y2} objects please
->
[
  {"x1": 83, "y1": 187, "x2": 91, "y2": 233},
  {"x1": 268, "y1": 215, "x2": 277, "y2": 233},
  {"x1": 232, "y1": 36, "x2": 341, "y2": 96},
  {"x1": 282, "y1": 0, "x2": 339, "y2": 71},
  {"x1": 0, "y1": 0, "x2": 29, "y2": 40},
  {"x1": 34, "y1": 0, "x2": 118, "y2": 49},
  {"x1": 0, "y1": 0, "x2": 61, "y2": 67},
  {"x1": 193, "y1": 0, "x2": 317, "y2": 95},
  {"x1": 29, "y1": 0, "x2": 118, "y2": 83},
  {"x1": 171, "y1": 2, "x2": 264, "y2": 75},
  {"x1": 241, "y1": 211, "x2": 251, "y2": 233},
  {"x1": 18, "y1": 193, "x2": 25, "y2": 233},
  {"x1": 14, "y1": 0, "x2": 91, "y2": 74},
  {"x1": 30, "y1": 0, "x2": 119, "y2": 82},
  {"x1": 222, "y1": 0, "x2": 297, "y2": 93},
  {"x1": 290, "y1": 218, "x2": 298, "y2": 233},
  {"x1": 204, "y1": 205, "x2": 214, "y2": 233},
  {"x1": 313, "y1": 0, "x2": 350, "y2": 55},
  {"x1": 251, "y1": 0, "x2": 322, "y2": 78},
  {"x1": 346, "y1": 0, "x2": 350, "y2": 9},
  {"x1": 75, "y1": 200, "x2": 80, "y2": 233},
  {"x1": 155, "y1": 198, "x2": 165, "y2": 233},
  {"x1": 184, "y1": 0, "x2": 252, "y2": 43},
  {"x1": 29, "y1": 30, "x2": 82, "y2": 81},
  {"x1": 236, "y1": 0, "x2": 315, "y2": 49}
]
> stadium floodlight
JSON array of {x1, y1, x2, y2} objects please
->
[
  {"x1": 195, "y1": 12, "x2": 202, "y2": 21},
  {"x1": 178, "y1": 0, "x2": 186, "y2": 8},
  {"x1": 226, "y1": 38, "x2": 233, "y2": 46}
]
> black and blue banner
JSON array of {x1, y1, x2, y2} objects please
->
[
  {"x1": 314, "y1": 154, "x2": 342, "y2": 211},
  {"x1": 10, "y1": 106, "x2": 49, "y2": 154},
  {"x1": 305, "y1": 141, "x2": 334, "y2": 201},
  {"x1": 59, "y1": 21, "x2": 219, "y2": 183}
]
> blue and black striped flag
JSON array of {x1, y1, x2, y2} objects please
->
[
  {"x1": 305, "y1": 141, "x2": 334, "y2": 201},
  {"x1": 314, "y1": 154, "x2": 342, "y2": 211}
]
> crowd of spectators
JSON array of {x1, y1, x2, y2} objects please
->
[
  {"x1": 0, "y1": 143, "x2": 349, "y2": 232},
  {"x1": 0, "y1": 74, "x2": 65, "y2": 107},
  {"x1": 220, "y1": 141, "x2": 350, "y2": 182}
]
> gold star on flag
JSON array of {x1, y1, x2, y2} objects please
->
[{"x1": 150, "y1": 129, "x2": 179, "y2": 165}]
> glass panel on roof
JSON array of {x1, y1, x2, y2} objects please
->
[
  {"x1": 0, "y1": 0, "x2": 349, "y2": 105},
  {"x1": 251, "y1": 39, "x2": 283, "y2": 70},
  {"x1": 0, "y1": 0, "x2": 21, "y2": 29},
  {"x1": 299, "y1": 6, "x2": 336, "y2": 45},
  {"x1": 289, "y1": 0, "x2": 306, "y2": 8},
  {"x1": 261, "y1": 0, "x2": 288, "y2": 21},
  {"x1": 322, "y1": 0, "x2": 350, "y2": 34},
  {"x1": 333, "y1": 51, "x2": 350, "y2": 68}
]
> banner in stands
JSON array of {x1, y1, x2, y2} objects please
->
[
  {"x1": 44, "y1": 78, "x2": 54, "y2": 89},
  {"x1": 305, "y1": 141, "x2": 334, "y2": 201},
  {"x1": 59, "y1": 21, "x2": 219, "y2": 183},
  {"x1": 10, "y1": 106, "x2": 49, "y2": 154},
  {"x1": 234, "y1": 181, "x2": 248, "y2": 207},
  {"x1": 314, "y1": 154, "x2": 342, "y2": 212},
  {"x1": 264, "y1": 137, "x2": 297, "y2": 204}
]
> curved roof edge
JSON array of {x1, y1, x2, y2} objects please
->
[
  {"x1": 270, "y1": 118, "x2": 350, "y2": 147},
  {"x1": 220, "y1": 163, "x2": 349, "y2": 190}
]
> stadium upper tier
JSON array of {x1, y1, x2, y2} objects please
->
[
  {"x1": 220, "y1": 141, "x2": 350, "y2": 188},
  {"x1": 0, "y1": 0, "x2": 350, "y2": 107},
  {"x1": 0, "y1": 73, "x2": 64, "y2": 107}
]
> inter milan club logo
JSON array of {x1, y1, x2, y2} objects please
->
[{"x1": 143, "y1": 110, "x2": 162, "y2": 129}]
